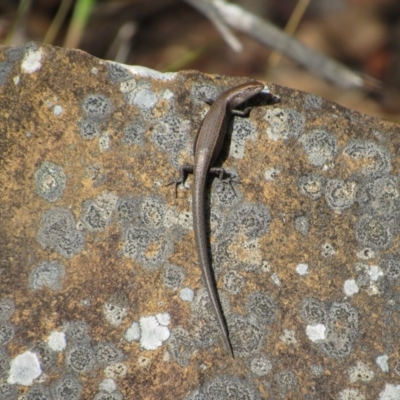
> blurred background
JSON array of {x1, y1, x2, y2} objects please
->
[{"x1": 1, "y1": 0, "x2": 400, "y2": 123}]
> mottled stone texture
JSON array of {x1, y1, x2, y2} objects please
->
[{"x1": 1, "y1": 42, "x2": 400, "y2": 399}]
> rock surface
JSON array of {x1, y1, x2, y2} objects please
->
[{"x1": 1, "y1": 42, "x2": 400, "y2": 399}]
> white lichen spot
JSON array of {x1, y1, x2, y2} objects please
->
[
  {"x1": 126, "y1": 65, "x2": 177, "y2": 80},
  {"x1": 162, "y1": 89, "x2": 174, "y2": 100},
  {"x1": 13, "y1": 75, "x2": 20, "y2": 85},
  {"x1": 368, "y1": 265, "x2": 383, "y2": 281},
  {"x1": 250, "y1": 356, "x2": 273, "y2": 376},
  {"x1": 120, "y1": 79, "x2": 137, "y2": 93},
  {"x1": 356, "y1": 248, "x2": 375, "y2": 260},
  {"x1": 103, "y1": 303, "x2": 127, "y2": 327},
  {"x1": 270, "y1": 273, "x2": 281, "y2": 286},
  {"x1": 379, "y1": 384, "x2": 400, "y2": 399},
  {"x1": 264, "y1": 168, "x2": 280, "y2": 181},
  {"x1": 344, "y1": 279, "x2": 359, "y2": 297},
  {"x1": 306, "y1": 324, "x2": 326, "y2": 342},
  {"x1": 295, "y1": 263, "x2": 309, "y2": 276},
  {"x1": 21, "y1": 48, "x2": 43, "y2": 74},
  {"x1": 138, "y1": 356, "x2": 151, "y2": 368},
  {"x1": 139, "y1": 315, "x2": 170, "y2": 350},
  {"x1": 104, "y1": 362, "x2": 127, "y2": 379},
  {"x1": 129, "y1": 88, "x2": 158, "y2": 109},
  {"x1": 279, "y1": 329, "x2": 297, "y2": 345},
  {"x1": 53, "y1": 105, "x2": 63, "y2": 116},
  {"x1": 47, "y1": 331, "x2": 66, "y2": 352},
  {"x1": 338, "y1": 388, "x2": 365, "y2": 400},
  {"x1": 156, "y1": 313, "x2": 171, "y2": 326},
  {"x1": 261, "y1": 261, "x2": 272, "y2": 273},
  {"x1": 310, "y1": 365, "x2": 324, "y2": 377},
  {"x1": 99, "y1": 378, "x2": 117, "y2": 393},
  {"x1": 91, "y1": 67, "x2": 99, "y2": 74},
  {"x1": 125, "y1": 322, "x2": 140, "y2": 343},
  {"x1": 376, "y1": 354, "x2": 389, "y2": 373},
  {"x1": 348, "y1": 361, "x2": 374, "y2": 383},
  {"x1": 99, "y1": 133, "x2": 110, "y2": 151},
  {"x1": 8, "y1": 351, "x2": 42, "y2": 386},
  {"x1": 179, "y1": 287, "x2": 194, "y2": 302}
]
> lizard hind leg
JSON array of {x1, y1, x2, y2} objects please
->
[
  {"x1": 209, "y1": 167, "x2": 240, "y2": 197},
  {"x1": 165, "y1": 165, "x2": 194, "y2": 198}
]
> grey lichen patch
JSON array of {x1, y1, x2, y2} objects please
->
[
  {"x1": 32, "y1": 342, "x2": 57, "y2": 370},
  {"x1": 36, "y1": 207, "x2": 85, "y2": 259},
  {"x1": 168, "y1": 326, "x2": 194, "y2": 367},
  {"x1": 151, "y1": 114, "x2": 191, "y2": 168},
  {"x1": 356, "y1": 175, "x2": 400, "y2": 220},
  {"x1": 0, "y1": 347, "x2": 10, "y2": 376},
  {"x1": 300, "y1": 297, "x2": 327, "y2": 325},
  {"x1": 0, "y1": 62, "x2": 13, "y2": 86},
  {"x1": 34, "y1": 161, "x2": 66, "y2": 202},
  {"x1": 294, "y1": 214, "x2": 310, "y2": 236},
  {"x1": 381, "y1": 254, "x2": 400, "y2": 282},
  {"x1": 162, "y1": 263, "x2": 186, "y2": 290},
  {"x1": 299, "y1": 129, "x2": 338, "y2": 167},
  {"x1": 227, "y1": 202, "x2": 271, "y2": 239},
  {"x1": 247, "y1": 292, "x2": 277, "y2": 325},
  {"x1": 50, "y1": 374, "x2": 82, "y2": 400},
  {"x1": 116, "y1": 196, "x2": 139, "y2": 225},
  {"x1": 321, "y1": 302, "x2": 359, "y2": 360},
  {"x1": 64, "y1": 320, "x2": 91, "y2": 344},
  {"x1": 0, "y1": 322, "x2": 15, "y2": 345},
  {"x1": 28, "y1": 260, "x2": 66, "y2": 291},
  {"x1": 325, "y1": 178, "x2": 357, "y2": 212},
  {"x1": 250, "y1": 356, "x2": 273, "y2": 377},
  {"x1": 82, "y1": 94, "x2": 112, "y2": 121},
  {"x1": 0, "y1": 377, "x2": 17, "y2": 399},
  {"x1": 26, "y1": 384, "x2": 51, "y2": 400},
  {"x1": 355, "y1": 214, "x2": 392, "y2": 250},
  {"x1": 264, "y1": 107, "x2": 305, "y2": 141},
  {"x1": 222, "y1": 270, "x2": 244, "y2": 294},
  {"x1": 121, "y1": 195, "x2": 175, "y2": 271},
  {"x1": 190, "y1": 83, "x2": 220, "y2": 105},
  {"x1": 304, "y1": 93, "x2": 323, "y2": 109},
  {"x1": 229, "y1": 314, "x2": 267, "y2": 357},
  {"x1": 210, "y1": 176, "x2": 242, "y2": 210},
  {"x1": 139, "y1": 195, "x2": 168, "y2": 230},
  {"x1": 79, "y1": 191, "x2": 118, "y2": 232},
  {"x1": 274, "y1": 370, "x2": 298, "y2": 394},
  {"x1": 197, "y1": 375, "x2": 261, "y2": 399},
  {"x1": 107, "y1": 62, "x2": 133, "y2": 83},
  {"x1": 298, "y1": 174, "x2": 325, "y2": 200},
  {"x1": 79, "y1": 118, "x2": 100, "y2": 140},
  {"x1": 0, "y1": 298, "x2": 15, "y2": 322},
  {"x1": 343, "y1": 140, "x2": 391, "y2": 177},
  {"x1": 122, "y1": 224, "x2": 173, "y2": 271},
  {"x1": 122, "y1": 119, "x2": 147, "y2": 146},
  {"x1": 94, "y1": 342, "x2": 124, "y2": 367},
  {"x1": 66, "y1": 344, "x2": 97, "y2": 374},
  {"x1": 230, "y1": 118, "x2": 257, "y2": 159}
]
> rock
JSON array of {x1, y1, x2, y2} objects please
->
[{"x1": 1, "y1": 42, "x2": 400, "y2": 399}]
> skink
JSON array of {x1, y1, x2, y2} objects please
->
[{"x1": 174, "y1": 81, "x2": 265, "y2": 357}]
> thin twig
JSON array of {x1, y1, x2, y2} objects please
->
[
  {"x1": 184, "y1": 0, "x2": 381, "y2": 93},
  {"x1": 183, "y1": 0, "x2": 242, "y2": 52}
]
